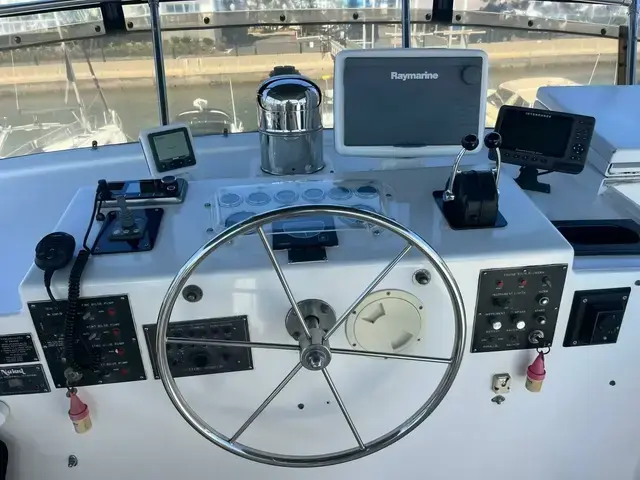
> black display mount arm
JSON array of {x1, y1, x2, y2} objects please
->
[{"x1": 513, "y1": 166, "x2": 551, "y2": 194}]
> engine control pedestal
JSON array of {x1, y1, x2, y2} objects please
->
[
  {"x1": 434, "y1": 133, "x2": 507, "y2": 230},
  {"x1": 93, "y1": 207, "x2": 164, "y2": 255},
  {"x1": 101, "y1": 177, "x2": 189, "y2": 207}
]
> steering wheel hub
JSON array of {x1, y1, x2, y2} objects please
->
[
  {"x1": 301, "y1": 343, "x2": 331, "y2": 370},
  {"x1": 288, "y1": 299, "x2": 337, "y2": 371},
  {"x1": 299, "y1": 330, "x2": 332, "y2": 371}
]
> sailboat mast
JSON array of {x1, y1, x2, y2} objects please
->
[
  {"x1": 10, "y1": 51, "x2": 20, "y2": 113},
  {"x1": 64, "y1": 46, "x2": 90, "y2": 129},
  {"x1": 228, "y1": 78, "x2": 238, "y2": 128},
  {"x1": 54, "y1": 12, "x2": 90, "y2": 130},
  {"x1": 82, "y1": 41, "x2": 110, "y2": 113}
]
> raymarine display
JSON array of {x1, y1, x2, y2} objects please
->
[{"x1": 333, "y1": 48, "x2": 488, "y2": 157}]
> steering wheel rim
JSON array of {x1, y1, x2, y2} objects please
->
[{"x1": 156, "y1": 204, "x2": 467, "y2": 468}]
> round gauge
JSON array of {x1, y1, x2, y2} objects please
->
[
  {"x1": 247, "y1": 191, "x2": 271, "y2": 206},
  {"x1": 346, "y1": 290, "x2": 424, "y2": 353},
  {"x1": 225, "y1": 211, "x2": 256, "y2": 235},
  {"x1": 355, "y1": 185, "x2": 379, "y2": 199},
  {"x1": 218, "y1": 192, "x2": 243, "y2": 208},
  {"x1": 328, "y1": 186, "x2": 353, "y2": 201},
  {"x1": 302, "y1": 188, "x2": 325, "y2": 202},
  {"x1": 274, "y1": 189, "x2": 299, "y2": 205},
  {"x1": 339, "y1": 204, "x2": 377, "y2": 228}
]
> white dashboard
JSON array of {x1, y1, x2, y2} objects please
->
[
  {"x1": 1, "y1": 160, "x2": 640, "y2": 479},
  {"x1": 2, "y1": 57, "x2": 640, "y2": 477}
]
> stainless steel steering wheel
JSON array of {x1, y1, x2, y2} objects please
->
[{"x1": 156, "y1": 204, "x2": 466, "y2": 468}]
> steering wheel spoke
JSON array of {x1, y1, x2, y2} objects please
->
[
  {"x1": 322, "y1": 368, "x2": 366, "y2": 450},
  {"x1": 231, "y1": 362, "x2": 304, "y2": 443},
  {"x1": 166, "y1": 337, "x2": 300, "y2": 352},
  {"x1": 324, "y1": 243, "x2": 413, "y2": 340},
  {"x1": 331, "y1": 347, "x2": 452, "y2": 364},
  {"x1": 257, "y1": 226, "x2": 312, "y2": 340}
]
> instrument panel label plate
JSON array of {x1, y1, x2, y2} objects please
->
[
  {"x1": 0, "y1": 364, "x2": 50, "y2": 396},
  {"x1": 0, "y1": 334, "x2": 38, "y2": 364}
]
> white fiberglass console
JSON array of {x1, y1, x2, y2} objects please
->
[{"x1": 5, "y1": 164, "x2": 640, "y2": 479}]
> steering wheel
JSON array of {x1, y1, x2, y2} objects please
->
[{"x1": 156, "y1": 204, "x2": 466, "y2": 468}]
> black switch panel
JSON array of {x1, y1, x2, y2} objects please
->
[
  {"x1": 472, "y1": 264, "x2": 568, "y2": 353},
  {"x1": 563, "y1": 287, "x2": 630, "y2": 347},
  {"x1": 29, "y1": 295, "x2": 146, "y2": 388},
  {"x1": 143, "y1": 316, "x2": 253, "y2": 379}
]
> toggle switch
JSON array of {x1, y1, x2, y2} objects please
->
[
  {"x1": 537, "y1": 295, "x2": 550, "y2": 306},
  {"x1": 510, "y1": 313, "x2": 525, "y2": 330},
  {"x1": 488, "y1": 316, "x2": 502, "y2": 330},
  {"x1": 492, "y1": 296, "x2": 512, "y2": 308}
]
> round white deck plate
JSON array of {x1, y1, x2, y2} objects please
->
[{"x1": 346, "y1": 290, "x2": 424, "y2": 353}]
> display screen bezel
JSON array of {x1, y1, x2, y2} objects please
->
[
  {"x1": 496, "y1": 108, "x2": 574, "y2": 158},
  {"x1": 148, "y1": 127, "x2": 196, "y2": 173}
]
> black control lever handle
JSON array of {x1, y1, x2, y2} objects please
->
[
  {"x1": 444, "y1": 134, "x2": 480, "y2": 202},
  {"x1": 96, "y1": 179, "x2": 112, "y2": 201},
  {"x1": 484, "y1": 131, "x2": 502, "y2": 150},
  {"x1": 461, "y1": 134, "x2": 480, "y2": 151},
  {"x1": 484, "y1": 131, "x2": 502, "y2": 192}
]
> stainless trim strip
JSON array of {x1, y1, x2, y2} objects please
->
[
  {"x1": 454, "y1": 10, "x2": 622, "y2": 39},
  {"x1": 0, "y1": 0, "x2": 100, "y2": 18},
  {"x1": 0, "y1": 23, "x2": 104, "y2": 49},
  {"x1": 125, "y1": 8, "x2": 408, "y2": 30}
]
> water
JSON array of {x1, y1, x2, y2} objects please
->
[{"x1": 0, "y1": 62, "x2": 617, "y2": 153}]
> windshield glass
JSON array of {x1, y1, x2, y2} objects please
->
[{"x1": 0, "y1": 0, "x2": 632, "y2": 159}]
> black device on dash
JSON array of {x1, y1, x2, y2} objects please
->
[
  {"x1": 35, "y1": 232, "x2": 76, "y2": 273},
  {"x1": 140, "y1": 124, "x2": 197, "y2": 177},
  {"x1": 433, "y1": 132, "x2": 508, "y2": 230},
  {"x1": 100, "y1": 176, "x2": 187, "y2": 207},
  {"x1": 493, "y1": 105, "x2": 595, "y2": 193}
]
